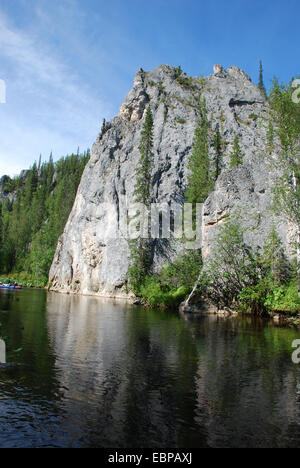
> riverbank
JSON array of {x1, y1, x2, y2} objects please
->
[
  {"x1": 178, "y1": 300, "x2": 300, "y2": 329},
  {"x1": 0, "y1": 273, "x2": 46, "y2": 289},
  {"x1": 1, "y1": 272, "x2": 299, "y2": 328}
]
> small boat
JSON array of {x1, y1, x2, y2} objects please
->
[{"x1": 0, "y1": 284, "x2": 22, "y2": 290}]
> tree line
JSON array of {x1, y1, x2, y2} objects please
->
[{"x1": 0, "y1": 151, "x2": 90, "y2": 286}]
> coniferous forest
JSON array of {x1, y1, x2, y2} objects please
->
[{"x1": 0, "y1": 151, "x2": 90, "y2": 286}]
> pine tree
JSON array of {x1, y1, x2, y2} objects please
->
[
  {"x1": 133, "y1": 106, "x2": 154, "y2": 207},
  {"x1": 98, "y1": 119, "x2": 107, "y2": 141},
  {"x1": 128, "y1": 105, "x2": 154, "y2": 294},
  {"x1": 38, "y1": 154, "x2": 42, "y2": 172},
  {"x1": 258, "y1": 60, "x2": 267, "y2": 98},
  {"x1": 229, "y1": 135, "x2": 244, "y2": 168},
  {"x1": 175, "y1": 65, "x2": 182, "y2": 78},
  {"x1": 262, "y1": 225, "x2": 291, "y2": 282},
  {"x1": 0, "y1": 151, "x2": 89, "y2": 284},
  {"x1": 269, "y1": 78, "x2": 300, "y2": 295},
  {"x1": 185, "y1": 99, "x2": 212, "y2": 204},
  {"x1": 213, "y1": 124, "x2": 223, "y2": 180}
]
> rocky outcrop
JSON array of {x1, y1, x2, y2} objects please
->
[{"x1": 49, "y1": 64, "x2": 294, "y2": 297}]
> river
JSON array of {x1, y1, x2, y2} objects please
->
[{"x1": 0, "y1": 288, "x2": 299, "y2": 448}]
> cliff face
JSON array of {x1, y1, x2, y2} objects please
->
[{"x1": 49, "y1": 64, "x2": 294, "y2": 297}]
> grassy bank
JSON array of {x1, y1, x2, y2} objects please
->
[
  {"x1": 136, "y1": 275, "x2": 300, "y2": 316},
  {"x1": 130, "y1": 218, "x2": 300, "y2": 318},
  {"x1": 0, "y1": 273, "x2": 47, "y2": 288}
]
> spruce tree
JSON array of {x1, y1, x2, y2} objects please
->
[
  {"x1": 269, "y1": 79, "x2": 300, "y2": 295},
  {"x1": 185, "y1": 99, "x2": 212, "y2": 204},
  {"x1": 262, "y1": 225, "x2": 291, "y2": 282},
  {"x1": 229, "y1": 135, "x2": 244, "y2": 168},
  {"x1": 0, "y1": 151, "x2": 89, "y2": 284},
  {"x1": 134, "y1": 106, "x2": 154, "y2": 207},
  {"x1": 213, "y1": 124, "x2": 223, "y2": 180},
  {"x1": 258, "y1": 60, "x2": 267, "y2": 98},
  {"x1": 128, "y1": 105, "x2": 154, "y2": 294}
]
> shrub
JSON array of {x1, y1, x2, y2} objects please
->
[
  {"x1": 140, "y1": 277, "x2": 189, "y2": 308},
  {"x1": 176, "y1": 76, "x2": 193, "y2": 89},
  {"x1": 267, "y1": 280, "x2": 300, "y2": 314},
  {"x1": 137, "y1": 250, "x2": 202, "y2": 308}
]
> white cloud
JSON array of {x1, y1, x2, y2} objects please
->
[{"x1": 0, "y1": 7, "x2": 112, "y2": 176}]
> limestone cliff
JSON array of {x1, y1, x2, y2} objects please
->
[{"x1": 49, "y1": 65, "x2": 294, "y2": 297}]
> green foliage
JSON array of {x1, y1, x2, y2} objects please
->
[
  {"x1": 98, "y1": 118, "x2": 108, "y2": 141},
  {"x1": 0, "y1": 273, "x2": 46, "y2": 288},
  {"x1": 2, "y1": 176, "x2": 22, "y2": 193},
  {"x1": 0, "y1": 151, "x2": 90, "y2": 286},
  {"x1": 138, "y1": 250, "x2": 202, "y2": 308},
  {"x1": 160, "y1": 250, "x2": 203, "y2": 291},
  {"x1": 213, "y1": 125, "x2": 223, "y2": 180},
  {"x1": 229, "y1": 135, "x2": 244, "y2": 168},
  {"x1": 197, "y1": 75, "x2": 206, "y2": 89},
  {"x1": 199, "y1": 214, "x2": 262, "y2": 309},
  {"x1": 239, "y1": 280, "x2": 300, "y2": 315},
  {"x1": 133, "y1": 106, "x2": 154, "y2": 207},
  {"x1": 258, "y1": 60, "x2": 267, "y2": 98},
  {"x1": 261, "y1": 225, "x2": 292, "y2": 281},
  {"x1": 198, "y1": 214, "x2": 296, "y2": 315},
  {"x1": 174, "y1": 65, "x2": 182, "y2": 78},
  {"x1": 177, "y1": 117, "x2": 186, "y2": 124},
  {"x1": 140, "y1": 278, "x2": 188, "y2": 308},
  {"x1": 266, "y1": 281, "x2": 300, "y2": 314},
  {"x1": 248, "y1": 113, "x2": 259, "y2": 121},
  {"x1": 128, "y1": 106, "x2": 154, "y2": 293},
  {"x1": 176, "y1": 75, "x2": 193, "y2": 89},
  {"x1": 127, "y1": 238, "x2": 152, "y2": 295},
  {"x1": 238, "y1": 277, "x2": 274, "y2": 315},
  {"x1": 157, "y1": 81, "x2": 164, "y2": 95},
  {"x1": 269, "y1": 78, "x2": 300, "y2": 153},
  {"x1": 185, "y1": 99, "x2": 213, "y2": 204},
  {"x1": 268, "y1": 78, "x2": 300, "y2": 226}
]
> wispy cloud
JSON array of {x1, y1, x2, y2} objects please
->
[{"x1": 0, "y1": 5, "x2": 112, "y2": 176}]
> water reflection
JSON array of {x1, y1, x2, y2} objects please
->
[
  {"x1": 0, "y1": 289, "x2": 300, "y2": 448},
  {"x1": 46, "y1": 293, "x2": 201, "y2": 448},
  {"x1": 192, "y1": 317, "x2": 300, "y2": 447},
  {"x1": 0, "y1": 339, "x2": 6, "y2": 363}
]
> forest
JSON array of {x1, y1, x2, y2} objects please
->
[{"x1": 0, "y1": 151, "x2": 90, "y2": 286}]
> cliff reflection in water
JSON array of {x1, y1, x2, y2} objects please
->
[
  {"x1": 45, "y1": 293, "x2": 300, "y2": 448},
  {"x1": 46, "y1": 292, "x2": 201, "y2": 448}
]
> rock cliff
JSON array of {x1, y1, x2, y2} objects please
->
[{"x1": 49, "y1": 64, "x2": 294, "y2": 297}]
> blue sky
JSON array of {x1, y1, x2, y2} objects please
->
[{"x1": 0, "y1": 0, "x2": 299, "y2": 176}]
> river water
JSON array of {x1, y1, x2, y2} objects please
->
[{"x1": 0, "y1": 288, "x2": 299, "y2": 448}]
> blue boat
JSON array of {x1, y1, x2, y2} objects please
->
[{"x1": 0, "y1": 285, "x2": 22, "y2": 290}]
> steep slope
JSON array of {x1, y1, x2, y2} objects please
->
[{"x1": 49, "y1": 64, "x2": 294, "y2": 297}]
